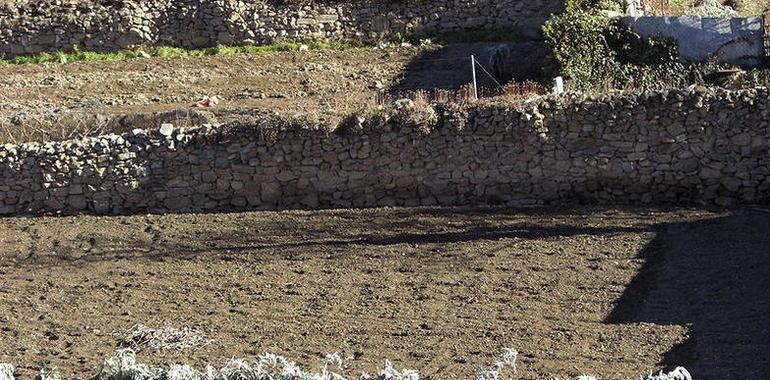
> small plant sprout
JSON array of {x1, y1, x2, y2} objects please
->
[
  {"x1": 321, "y1": 353, "x2": 345, "y2": 380},
  {"x1": 643, "y1": 367, "x2": 692, "y2": 380},
  {"x1": 164, "y1": 365, "x2": 201, "y2": 380},
  {"x1": 0, "y1": 364, "x2": 14, "y2": 380},
  {"x1": 36, "y1": 368, "x2": 62, "y2": 380},
  {"x1": 361, "y1": 360, "x2": 420, "y2": 380},
  {"x1": 473, "y1": 348, "x2": 518, "y2": 380},
  {"x1": 216, "y1": 357, "x2": 261, "y2": 380},
  {"x1": 97, "y1": 348, "x2": 163, "y2": 380}
]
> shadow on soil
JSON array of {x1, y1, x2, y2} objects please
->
[
  {"x1": 606, "y1": 210, "x2": 770, "y2": 379},
  {"x1": 10, "y1": 219, "x2": 647, "y2": 266},
  {"x1": 199, "y1": 224, "x2": 646, "y2": 251},
  {"x1": 388, "y1": 41, "x2": 547, "y2": 96}
]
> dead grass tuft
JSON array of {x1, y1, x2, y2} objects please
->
[{"x1": 113, "y1": 324, "x2": 211, "y2": 353}]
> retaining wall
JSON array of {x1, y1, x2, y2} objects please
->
[
  {"x1": 0, "y1": 0, "x2": 561, "y2": 57},
  {"x1": 1, "y1": 87, "x2": 770, "y2": 215},
  {"x1": 622, "y1": 16, "x2": 764, "y2": 66}
]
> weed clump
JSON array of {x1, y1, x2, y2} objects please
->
[
  {"x1": 114, "y1": 324, "x2": 211, "y2": 353},
  {"x1": 644, "y1": 367, "x2": 692, "y2": 380},
  {"x1": 473, "y1": 348, "x2": 518, "y2": 380},
  {"x1": 0, "y1": 348, "x2": 692, "y2": 380}
]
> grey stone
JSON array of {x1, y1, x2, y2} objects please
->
[
  {"x1": 67, "y1": 195, "x2": 88, "y2": 210},
  {"x1": 159, "y1": 123, "x2": 174, "y2": 137},
  {"x1": 261, "y1": 182, "x2": 281, "y2": 203}
]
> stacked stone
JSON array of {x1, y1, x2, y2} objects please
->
[
  {"x1": 1, "y1": 87, "x2": 769, "y2": 215},
  {"x1": 0, "y1": 0, "x2": 562, "y2": 57}
]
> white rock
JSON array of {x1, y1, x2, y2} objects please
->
[{"x1": 160, "y1": 123, "x2": 175, "y2": 137}]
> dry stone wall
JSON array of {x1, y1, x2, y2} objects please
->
[
  {"x1": 2, "y1": 87, "x2": 770, "y2": 215},
  {"x1": 0, "y1": 0, "x2": 561, "y2": 57}
]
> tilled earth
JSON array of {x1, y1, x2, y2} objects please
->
[
  {"x1": 0, "y1": 48, "x2": 410, "y2": 115},
  {"x1": 0, "y1": 48, "x2": 406, "y2": 142},
  {"x1": 1, "y1": 207, "x2": 767, "y2": 379}
]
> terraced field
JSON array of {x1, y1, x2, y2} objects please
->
[{"x1": 1, "y1": 207, "x2": 768, "y2": 379}]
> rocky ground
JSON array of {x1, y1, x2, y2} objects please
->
[{"x1": 1, "y1": 207, "x2": 768, "y2": 379}]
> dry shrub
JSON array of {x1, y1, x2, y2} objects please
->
[
  {"x1": 500, "y1": 80, "x2": 549, "y2": 98},
  {"x1": 377, "y1": 85, "x2": 476, "y2": 108},
  {"x1": 389, "y1": 97, "x2": 438, "y2": 134},
  {"x1": 114, "y1": 324, "x2": 211, "y2": 353},
  {"x1": 0, "y1": 348, "x2": 693, "y2": 380}
]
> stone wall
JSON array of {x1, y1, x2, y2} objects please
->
[
  {"x1": 0, "y1": 0, "x2": 562, "y2": 57},
  {"x1": 622, "y1": 16, "x2": 764, "y2": 66},
  {"x1": 2, "y1": 87, "x2": 770, "y2": 215}
]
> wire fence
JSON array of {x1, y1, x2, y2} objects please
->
[
  {"x1": 764, "y1": 10, "x2": 770, "y2": 66},
  {"x1": 376, "y1": 54, "x2": 548, "y2": 105}
]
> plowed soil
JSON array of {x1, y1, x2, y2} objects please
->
[
  {"x1": 0, "y1": 48, "x2": 414, "y2": 124},
  {"x1": 1, "y1": 207, "x2": 767, "y2": 379}
]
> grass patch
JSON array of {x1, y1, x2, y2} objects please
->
[
  {"x1": 0, "y1": 40, "x2": 353, "y2": 66},
  {"x1": 383, "y1": 28, "x2": 522, "y2": 46}
]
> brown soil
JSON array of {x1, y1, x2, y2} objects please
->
[
  {"x1": 1, "y1": 207, "x2": 767, "y2": 379},
  {"x1": 0, "y1": 48, "x2": 414, "y2": 122}
]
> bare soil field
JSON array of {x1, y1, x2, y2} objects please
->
[
  {"x1": 0, "y1": 48, "x2": 412, "y2": 135},
  {"x1": 1, "y1": 207, "x2": 768, "y2": 379}
]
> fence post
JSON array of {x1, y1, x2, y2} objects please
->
[
  {"x1": 470, "y1": 55, "x2": 478, "y2": 101},
  {"x1": 552, "y1": 76, "x2": 564, "y2": 94},
  {"x1": 764, "y1": 9, "x2": 770, "y2": 68}
]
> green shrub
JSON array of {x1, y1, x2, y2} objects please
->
[
  {"x1": 542, "y1": 2, "x2": 722, "y2": 92},
  {"x1": 542, "y1": 6, "x2": 618, "y2": 91}
]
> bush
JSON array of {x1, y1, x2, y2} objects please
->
[
  {"x1": 542, "y1": 1, "x2": 723, "y2": 92},
  {"x1": 542, "y1": 6, "x2": 617, "y2": 91}
]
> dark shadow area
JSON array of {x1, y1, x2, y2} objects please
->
[
  {"x1": 9, "y1": 221, "x2": 646, "y2": 266},
  {"x1": 190, "y1": 223, "x2": 645, "y2": 251},
  {"x1": 388, "y1": 41, "x2": 548, "y2": 95},
  {"x1": 606, "y1": 210, "x2": 770, "y2": 379}
]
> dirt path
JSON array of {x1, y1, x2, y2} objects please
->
[{"x1": 2, "y1": 207, "x2": 760, "y2": 379}]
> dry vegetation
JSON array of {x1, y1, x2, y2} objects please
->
[{"x1": 644, "y1": 0, "x2": 768, "y2": 15}]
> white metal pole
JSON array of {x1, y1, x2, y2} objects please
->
[
  {"x1": 552, "y1": 76, "x2": 564, "y2": 94},
  {"x1": 470, "y1": 55, "x2": 478, "y2": 101}
]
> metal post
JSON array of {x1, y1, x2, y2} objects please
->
[
  {"x1": 552, "y1": 76, "x2": 564, "y2": 94},
  {"x1": 764, "y1": 9, "x2": 770, "y2": 68},
  {"x1": 470, "y1": 55, "x2": 478, "y2": 101}
]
